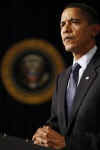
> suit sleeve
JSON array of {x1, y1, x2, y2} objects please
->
[
  {"x1": 66, "y1": 132, "x2": 100, "y2": 150},
  {"x1": 46, "y1": 75, "x2": 60, "y2": 132}
]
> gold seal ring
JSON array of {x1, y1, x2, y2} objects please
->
[{"x1": 1, "y1": 38, "x2": 65, "y2": 104}]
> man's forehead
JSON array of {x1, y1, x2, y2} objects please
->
[{"x1": 61, "y1": 7, "x2": 83, "y2": 21}]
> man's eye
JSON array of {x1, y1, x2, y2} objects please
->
[
  {"x1": 72, "y1": 21, "x2": 80, "y2": 23},
  {"x1": 60, "y1": 22, "x2": 65, "y2": 28},
  {"x1": 60, "y1": 19, "x2": 80, "y2": 28}
]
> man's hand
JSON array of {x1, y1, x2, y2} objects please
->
[{"x1": 32, "y1": 126, "x2": 66, "y2": 149}]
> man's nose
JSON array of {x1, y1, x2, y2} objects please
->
[{"x1": 63, "y1": 22, "x2": 71, "y2": 33}]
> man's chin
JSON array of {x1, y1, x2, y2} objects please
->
[{"x1": 64, "y1": 46, "x2": 75, "y2": 52}]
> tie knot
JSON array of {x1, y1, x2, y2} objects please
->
[
  {"x1": 72, "y1": 63, "x2": 81, "y2": 72},
  {"x1": 72, "y1": 63, "x2": 81, "y2": 84}
]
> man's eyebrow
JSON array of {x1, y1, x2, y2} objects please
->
[
  {"x1": 69, "y1": 18, "x2": 81, "y2": 22},
  {"x1": 60, "y1": 18, "x2": 81, "y2": 23}
]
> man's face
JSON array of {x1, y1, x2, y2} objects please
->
[{"x1": 60, "y1": 7, "x2": 95, "y2": 54}]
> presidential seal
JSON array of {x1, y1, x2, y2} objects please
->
[{"x1": 1, "y1": 39, "x2": 65, "y2": 104}]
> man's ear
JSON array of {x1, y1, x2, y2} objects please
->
[{"x1": 92, "y1": 24, "x2": 100, "y2": 37}]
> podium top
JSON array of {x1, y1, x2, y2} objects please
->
[{"x1": 0, "y1": 134, "x2": 54, "y2": 150}]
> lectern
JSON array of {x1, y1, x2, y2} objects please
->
[{"x1": 0, "y1": 134, "x2": 54, "y2": 150}]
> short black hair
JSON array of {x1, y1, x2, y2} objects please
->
[{"x1": 63, "y1": 3, "x2": 100, "y2": 24}]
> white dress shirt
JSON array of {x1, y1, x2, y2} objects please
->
[{"x1": 73, "y1": 45, "x2": 97, "y2": 85}]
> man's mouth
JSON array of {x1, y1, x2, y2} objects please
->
[{"x1": 64, "y1": 37, "x2": 74, "y2": 41}]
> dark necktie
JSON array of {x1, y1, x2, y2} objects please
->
[{"x1": 66, "y1": 63, "x2": 81, "y2": 120}]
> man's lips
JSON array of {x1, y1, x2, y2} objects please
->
[{"x1": 64, "y1": 36, "x2": 74, "y2": 41}]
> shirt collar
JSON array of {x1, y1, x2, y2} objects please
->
[{"x1": 73, "y1": 45, "x2": 97, "y2": 69}]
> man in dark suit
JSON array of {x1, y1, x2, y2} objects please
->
[{"x1": 32, "y1": 3, "x2": 100, "y2": 150}]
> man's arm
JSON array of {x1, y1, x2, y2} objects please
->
[{"x1": 32, "y1": 75, "x2": 67, "y2": 149}]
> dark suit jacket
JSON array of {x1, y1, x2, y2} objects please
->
[{"x1": 46, "y1": 49, "x2": 100, "y2": 150}]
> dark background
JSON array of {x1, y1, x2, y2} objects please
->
[{"x1": 0, "y1": 0, "x2": 99, "y2": 140}]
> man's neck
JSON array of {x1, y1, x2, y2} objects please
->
[{"x1": 73, "y1": 42, "x2": 96, "y2": 60}]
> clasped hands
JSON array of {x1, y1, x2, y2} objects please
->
[{"x1": 32, "y1": 126, "x2": 66, "y2": 149}]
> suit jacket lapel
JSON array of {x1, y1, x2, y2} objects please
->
[{"x1": 67, "y1": 49, "x2": 100, "y2": 134}]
